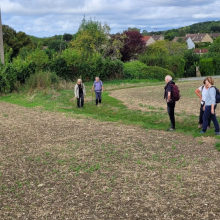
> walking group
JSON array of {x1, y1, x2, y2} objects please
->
[
  {"x1": 74, "y1": 77, "x2": 103, "y2": 108},
  {"x1": 74, "y1": 74, "x2": 220, "y2": 135},
  {"x1": 164, "y1": 75, "x2": 220, "y2": 135}
]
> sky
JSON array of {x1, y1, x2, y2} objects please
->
[{"x1": 1, "y1": 0, "x2": 220, "y2": 38}]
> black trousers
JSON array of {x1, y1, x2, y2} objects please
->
[
  {"x1": 167, "y1": 102, "x2": 175, "y2": 129},
  {"x1": 77, "y1": 93, "x2": 84, "y2": 107},
  {"x1": 199, "y1": 104, "x2": 217, "y2": 126}
]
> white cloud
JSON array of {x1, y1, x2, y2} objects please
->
[{"x1": 0, "y1": 0, "x2": 220, "y2": 37}]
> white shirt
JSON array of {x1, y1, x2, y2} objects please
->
[{"x1": 199, "y1": 86, "x2": 209, "y2": 104}]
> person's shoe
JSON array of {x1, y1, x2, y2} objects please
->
[
  {"x1": 198, "y1": 124, "x2": 202, "y2": 128},
  {"x1": 199, "y1": 131, "x2": 205, "y2": 134},
  {"x1": 215, "y1": 132, "x2": 220, "y2": 135},
  {"x1": 166, "y1": 128, "x2": 176, "y2": 131}
]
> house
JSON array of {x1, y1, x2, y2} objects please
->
[
  {"x1": 185, "y1": 33, "x2": 213, "y2": 43},
  {"x1": 194, "y1": 49, "x2": 209, "y2": 55},
  {"x1": 151, "y1": 34, "x2": 164, "y2": 41},
  {"x1": 142, "y1": 36, "x2": 155, "y2": 46},
  {"x1": 172, "y1": 36, "x2": 195, "y2": 49},
  {"x1": 210, "y1": 33, "x2": 220, "y2": 39}
]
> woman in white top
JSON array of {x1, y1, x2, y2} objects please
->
[{"x1": 195, "y1": 79, "x2": 211, "y2": 128}]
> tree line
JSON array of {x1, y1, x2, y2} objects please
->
[{"x1": 0, "y1": 17, "x2": 220, "y2": 93}]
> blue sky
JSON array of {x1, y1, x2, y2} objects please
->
[{"x1": 1, "y1": 0, "x2": 220, "y2": 37}]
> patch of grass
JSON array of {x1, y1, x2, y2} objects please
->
[
  {"x1": 214, "y1": 142, "x2": 220, "y2": 151},
  {"x1": 0, "y1": 81, "x2": 218, "y2": 138}
]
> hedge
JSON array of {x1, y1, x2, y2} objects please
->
[{"x1": 124, "y1": 61, "x2": 175, "y2": 80}]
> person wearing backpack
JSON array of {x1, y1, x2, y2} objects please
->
[
  {"x1": 74, "y1": 79, "x2": 86, "y2": 108},
  {"x1": 164, "y1": 75, "x2": 180, "y2": 131},
  {"x1": 92, "y1": 77, "x2": 104, "y2": 105},
  {"x1": 200, "y1": 77, "x2": 220, "y2": 135},
  {"x1": 195, "y1": 79, "x2": 212, "y2": 129}
]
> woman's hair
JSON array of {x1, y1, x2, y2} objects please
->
[{"x1": 205, "y1": 76, "x2": 214, "y2": 85}]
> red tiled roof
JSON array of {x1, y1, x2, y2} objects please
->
[
  {"x1": 142, "y1": 36, "x2": 151, "y2": 42},
  {"x1": 194, "y1": 49, "x2": 208, "y2": 53}
]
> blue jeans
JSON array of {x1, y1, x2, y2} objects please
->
[
  {"x1": 202, "y1": 105, "x2": 219, "y2": 132},
  {"x1": 95, "y1": 91, "x2": 102, "y2": 105}
]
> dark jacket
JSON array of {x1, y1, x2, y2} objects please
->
[{"x1": 164, "y1": 81, "x2": 175, "y2": 101}]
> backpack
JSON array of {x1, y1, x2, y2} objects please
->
[
  {"x1": 212, "y1": 86, "x2": 220, "y2": 103},
  {"x1": 170, "y1": 84, "x2": 180, "y2": 101}
]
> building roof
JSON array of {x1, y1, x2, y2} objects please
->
[
  {"x1": 210, "y1": 33, "x2": 220, "y2": 39},
  {"x1": 142, "y1": 36, "x2": 152, "y2": 42},
  {"x1": 185, "y1": 33, "x2": 208, "y2": 42},
  {"x1": 172, "y1": 36, "x2": 190, "y2": 42},
  {"x1": 194, "y1": 49, "x2": 208, "y2": 54},
  {"x1": 151, "y1": 35, "x2": 163, "y2": 41}
]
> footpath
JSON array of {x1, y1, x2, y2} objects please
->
[{"x1": 178, "y1": 75, "x2": 220, "y2": 82}]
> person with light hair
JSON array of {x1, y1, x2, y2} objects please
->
[
  {"x1": 199, "y1": 76, "x2": 220, "y2": 135},
  {"x1": 74, "y1": 79, "x2": 86, "y2": 108},
  {"x1": 92, "y1": 77, "x2": 104, "y2": 105},
  {"x1": 164, "y1": 75, "x2": 176, "y2": 131}
]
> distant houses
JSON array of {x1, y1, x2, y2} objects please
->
[
  {"x1": 194, "y1": 49, "x2": 209, "y2": 55},
  {"x1": 172, "y1": 36, "x2": 195, "y2": 49},
  {"x1": 151, "y1": 34, "x2": 164, "y2": 41},
  {"x1": 142, "y1": 34, "x2": 164, "y2": 46},
  {"x1": 185, "y1": 33, "x2": 213, "y2": 43},
  {"x1": 142, "y1": 36, "x2": 155, "y2": 46},
  {"x1": 210, "y1": 33, "x2": 220, "y2": 39}
]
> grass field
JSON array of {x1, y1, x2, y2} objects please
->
[{"x1": 1, "y1": 79, "x2": 220, "y2": 219}]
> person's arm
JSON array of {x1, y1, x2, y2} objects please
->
[
  {"x1": 74, "y1": 85, "x2": 77, "y2": 98},
  {"x1": 210, "y1": 88, "x2": 216, "y2": 114},
  {"x1": 102, "y1": 85, "x2": 104, "y2": 92},
  {"x1": 167, "y1": 91, "x2": 171, "y2": 102},
  {"x1": 195, "y1": 88, "x2": 202, "y2": 101}
]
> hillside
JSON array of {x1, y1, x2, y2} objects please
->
[{"x1": 147, "y1": 20, "x2": 220, "y2": 40}]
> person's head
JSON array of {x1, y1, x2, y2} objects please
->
[
  {"x1": 203, "y1": 78, "x2": 209, "y2": 88},
  {"x1": 165, "y1": 75, "x2": 172, "y2": 83},
  {"x1": 205, "y1": 76, "x2": 214, "y2": 87},
  {"x1": 77, "y1": 79, "x2": 82, "y2": 85},
  {"x1": 95, "y1": 77, "x2": 100, "y2": 82}
]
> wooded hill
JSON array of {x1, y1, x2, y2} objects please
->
[{"x1": 146, "y1": 20, "x2": 220, "y2": 41}]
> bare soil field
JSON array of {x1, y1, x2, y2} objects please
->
[
  {"x1": 110, "y1": 79, "x2": 220, "y2": 116},
  {"x1": 1, "y1": 102, "x2": 220, "y2": 219}
]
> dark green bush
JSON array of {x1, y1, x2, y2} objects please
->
[
  {"x1": 50, "y1": 56, "x2": 73, "y2": 80},
  {"x1": 124, "y1": 61, "x2": 174, "y2": 80},
  {"x1": 0, "y1": 63, "x2": 17, "y2": 93},
  {"x1": 199, "y1": 58, "x2": 215, "y2": 76},
  {"x1": 139, "y1": 54, "x2": 184, "y2": 77}
]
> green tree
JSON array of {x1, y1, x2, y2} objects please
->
[
  {"x1": 128, "y1": 27, "x2": 141, "y2": 33},
  {"x1": 27, "y1": 49, "x2": 49, "y2": 71},
  {"x1": 63, "y1": 33, "x2": 73, "y2": 41},
  {"x1": 71, "y1": 17, "x2": 110, "y2": 56}
]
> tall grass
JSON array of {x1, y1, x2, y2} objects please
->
[{"x1": 25, "y1": 71, "x2": 60, "y2": 92}]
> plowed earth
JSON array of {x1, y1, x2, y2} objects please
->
[{"x1": 0, "y1": 100, "x2": 220, "y2": 219}]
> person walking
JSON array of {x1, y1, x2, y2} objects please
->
[
  {"x1": 164, "y1": 75, "x2": 177, "y2": 131},
  {"x1": 92, "y1": 77, "x2": 103, "y2": 105},
  {"x1": 199, "y1": 77, "x2": 220, "y2": 135},
  {"x1": 74, "y1": 79, "x2": 86, "y2": 108},
  {"x1": 195, "y1": 79, "x2": 211, "y2": 129}
]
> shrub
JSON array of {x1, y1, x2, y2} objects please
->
[
  {"x1": 199, "y1": 58, "x2": 215, "y2": 76},
  {"x1": 50, "y1": 56, "x2": 73, "y2": 80},
  {"x1": 25, "y1": 71, "x2": 59, "y2": 91},
  {"x1": 124, "y1": 61, "x2": 174, "y2": 80},
  {"x1": 139, "y1": 54, "x2": 184, "y2": 77},
  {"x1": 123, "y1": 61, "x2": 148, "y2": 79},
  {"x1": 0, "y1": 63, "x2": 17, "y2": 93}
]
